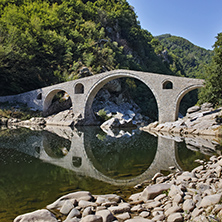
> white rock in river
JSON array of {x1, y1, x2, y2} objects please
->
[
  {"x1": 95, "y1": 209, "x2": 115, "y2": 222},
  {"x1": 14, "y1": 209, "x2": 57, "y2": 222},
  {"x1": 47, "y1": 191, "x2": 92, "y2": 209},
  {"x1": 199, "y1": 193, "x2": 222, "y2": 208},
  {"x1": 60, "y1": 199, "x2": 74, "y2": 215},
  {"x1": 142, "y1": 183, "x2": 171, "y2": 201},
  {"x1": 80, "y1": 215, "x2": 102, "y2": 222},
  {"x1": 167, "y1": 212, "x2": 183, "y2": 222}
]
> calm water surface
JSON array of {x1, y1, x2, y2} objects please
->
[{"x1": 0, "y1": 126, "x2": 221, "y2": 221}]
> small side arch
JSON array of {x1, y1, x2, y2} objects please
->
[
  {"x1": 43, "y1": 89, "x2": 72, "y2": 116},
  {"x1": 75, "y1": 83, "x2": 84, "y2": 94},
  {"x1": 162, "y1": 80, "x2": 173, "y2": 89},
  {"x1": 37, "y1": 93, "x2": 42, "y2": 100},
  {"x1": 175, "y1": 84, "x2": 204, "y2": 119}
]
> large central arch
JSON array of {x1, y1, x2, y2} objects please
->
[{"x1": 84, "y1": 72, "x2": 159, "y2": 123}]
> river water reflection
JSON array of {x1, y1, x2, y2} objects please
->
[{"x1": 0, "y1": 126, "x2": 221, "y2": 221}]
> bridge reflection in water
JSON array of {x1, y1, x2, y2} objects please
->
[
  {"x1": 1, "y1": 126, "x2": 220, "y2": 187},
  {"x1": 33, "y1": 127, "x2": 181, "y2": 186},
  {"x1": 1, "y1": 126, "x2": 221, "y2": 222}
]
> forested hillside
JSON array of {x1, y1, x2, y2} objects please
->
[
  {"x1": 198, "y1": 33, "x2": 222, "y2": 106},
  {"x1": 0, "y1": 0, "x2": 175, "y2": 96},
  {"x1": 0, "y1": 0, "x2": 220, "y2": 114},
  {"x1": 156, "y1": 34, "x2": 213, "y2": 78}
]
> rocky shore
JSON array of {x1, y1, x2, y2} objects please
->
[
  {"x1": 14, "y1": 155, "x2": 222, "y2": 222},
  {"x1": 142, "y1": 103, "x2": 222, "y2": 138}
]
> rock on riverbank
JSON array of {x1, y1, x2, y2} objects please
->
[
  {"x1": 143, "y1": 103, "x2": 222, "y2": 137},
  {"x1": 14, "y1": 155, "x2": 222, "y2": 222}
]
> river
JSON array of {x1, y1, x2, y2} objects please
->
[{"x1": 0, "y1": 126, "x2": 221, "y2": 221}]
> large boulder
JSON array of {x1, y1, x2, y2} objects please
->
[
  {"x1": 14, "y1": 209, "x2": 57, "y2": 222},
  {"x1": 46, "y1": 109, "x2": 74, "y2": 126},
  {"x1": 142, "y1": 183, "x2": 171, "y2": 201},
  {"x1": 187, "y1": 105, "x2": 200, "y2": 114}
]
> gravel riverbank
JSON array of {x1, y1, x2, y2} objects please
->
[{"x1": 14, "y1": 155, "x2": 222, "y2": 222}]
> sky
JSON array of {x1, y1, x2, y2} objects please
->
[{"x1": 127, "y1": 0, "x2": 222, "y2": 50}]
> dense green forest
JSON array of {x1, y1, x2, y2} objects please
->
[
  {"x1": 156, "y1": 34, "x2": 213, "y2": 78},
  {"x1": 0, "y1": 0, "x2": 174, "y2": 96},
  {"x1": 198, "y1": 33, "x2": 222, "y2": 106},
  {"x1": 0, "y1": 0, "x2": 221, "y2": 111}
]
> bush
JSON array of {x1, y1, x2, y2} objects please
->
[{"x1": 97, "y1": 109, "x2": 111, "y2": 121}]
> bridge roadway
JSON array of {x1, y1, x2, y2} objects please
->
[
  {"x1": 0, "y1": 127, "x2": 181, "y2": 186},
  {"x1": 0, "y1": 69, "x2": 204, "y2": 124}
]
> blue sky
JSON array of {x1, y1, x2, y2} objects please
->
[{"x1": 127, "y1": 0, "x2": 222, "y2": 50}]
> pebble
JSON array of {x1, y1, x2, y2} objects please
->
[{"x1": 14, "y1": 155, "x2": 222, "y2": 222}]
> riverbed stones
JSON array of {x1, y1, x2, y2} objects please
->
[
  {"x1": 65, "y1": 208, "x2": 81, "y2": 220},
  {"x1": 14, "y1": 155, "x2": 222, "y2": 222},
  {"x1": 199, "y1": 193, "x2": 222, "y2": 208},
  {"x1": 142, "y1": 183, "x2": 171, "y2": 200},
  {"x1": 78, "y1": 200, "x2": 97, "y2": 208},
  {"x1": 167, "y1": 212, "x2": 183, "y2": 222},
  {"x1": 80, "y1": 215, "x2": 102, "y2": 222},
  {"x1": 60, "y1": 200, "x2": 75, "y2": 215},
  {"x1": 14, "y1": 209, "x2": 57, "y2": 222},
  {"x1": 115, "y1": 212, "x2": 131, "y2": 220},
  {"x1": 108, "y1": 202, "x2": 131, "y2": 214},
  {"x1": 143, "y1": 103, "x2": 222, "y2": 137},
  {"x1": 46, "y1": 191, "x2": 92, "y2": 210},
  {"x1": 125, "y1": 218, "x2": 153, "y2": 222},
  {"x1": 95, "y1": 209, "x2": 115, "y2": 222},
  {"x1": 187, "y1": 105, "x2": 200, "y2": 114}
]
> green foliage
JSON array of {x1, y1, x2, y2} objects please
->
[
  {"x1": 97, "y1": 108, "x2": 110, "y2": 121},
  {"x1": 199, "y1": 33, "x2": 222, "y2": 106},
  {"x1": 162, "y1": 189, "x2": 170, "y2": 196},
  {"x1": 155, "y1": 34, "x2": 213, "y2": 78},
  {"x1": 0, "y1": 0, "x2": 176, "y2": 96}
]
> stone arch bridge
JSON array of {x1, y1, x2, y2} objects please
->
[{"x1": 0, "y1": 70, "x2": 204, "y2": 123}]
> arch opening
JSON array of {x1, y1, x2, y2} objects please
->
[
  {"x1": 175, "y1": 84, "x2": 203, "y2": 119},
  {"x1": 37, "y1": 93, "x2": 42, "y2": 100},
  {"x1": 43, "y1": 90, "x2": 72, "y2": 116},
  {"x1": 163, "y1": 80, "x2": 173, "y2": 89},
  {"x1": 43, "y1": 131, "x2": 71, "y2": 159},
  {"x1": 178, "y1": 90, "x2": 198, "y2": 118},
  {"x1": 72, "y1": 156, "x2": 82, "y2": 168},
  {"x1": 75, "y1": 83, "x2": 84, "y2": 94},
  {"x1": 89, "y1": 77, "x2": 158, "y2": 126}
]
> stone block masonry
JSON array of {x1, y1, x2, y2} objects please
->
[{"x1": 0, "y1": 69, "x2": 204, "y2": 124}]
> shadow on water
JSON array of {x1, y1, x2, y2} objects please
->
[{"x1": 0, "y1": 126, "x2": 221, "y2": 221}]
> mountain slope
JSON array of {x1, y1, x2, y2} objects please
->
[
  {"x1": 155, "y1": 34, "x2": 213, "y2": 78},
  {"x1": 0, "y1": 0, "x2": 174, "y2": 96}
]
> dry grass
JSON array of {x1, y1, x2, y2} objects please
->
[{"x1": 0, "y1": 102, "x2": 41, "y2": 120}]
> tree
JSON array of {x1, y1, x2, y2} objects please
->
[{"x1": 199, "y1": 33, "x2": 222, "y2": 106}]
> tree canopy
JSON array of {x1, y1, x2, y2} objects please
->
[
  {"x1": 198, "y1": 33, "x2": 222, "y2": 106},
  {"x1": 155, "y1": 34, "x2": 213, "y2": 79},
  {"x1": 0, "y1": 0, "x2": 219, "y2": 113},
  {"x1": 0, "y1": 0, "x2": 173, "y2": 96}
]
